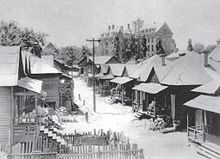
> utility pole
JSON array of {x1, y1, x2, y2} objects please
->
[
  {"x1": 86, "y1": 38, "x2": 101, "y2": 112},
  {"x1": 132, "y1": 18, "x2": 144, "y2": 60}
]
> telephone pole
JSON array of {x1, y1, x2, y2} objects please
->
[{"x1": 86, "y1": 38, "x2": 101, "y2": 112}]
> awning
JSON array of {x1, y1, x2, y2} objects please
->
[
  {"x1": 17, "y1": 77, "x2": 42, "y2": 94},
  {"x1": 99, "y1": 74, "x2": 114, "y2": 80},
  {"x1": 192, "y1": 80, "x2": 220, "y2": 95},
  {"x1": 184, "y1": 95, "x2": 220, "y2": 114},
  {"x1": 110, "y1": 77, "x2": 133, "y2": 85},
  {"x1": 132, "y1": 83, "x2": 168, "y2": 94}
]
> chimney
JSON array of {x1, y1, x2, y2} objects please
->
[
  {"x1": 203, "y1": 51, "x2": 209, "y2": 67},
  {"x1": 161, "y1": 54, "x2": 166, "y2": 66},
  {"x1": 108, "y1": 25, "x2": 111, "y2": 30},
  {"x1": 112, "y1": 25, "x2": 115, "y2": 30},
  {"x1": 217, "y1": 39, "x2": 220, "y2": 46},
  {"x1": 127, "y1": 23, "x2": 130, "y2": 30}
]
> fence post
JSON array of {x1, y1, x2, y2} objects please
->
[{"x1": 85, "y1": 112, "x2": 89, "y2": 123}]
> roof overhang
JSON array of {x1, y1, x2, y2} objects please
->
[
  {"x1": 184, "y1": 95, "x2": 220, "y2": 114},
  {"x1": 132, "y1": 82, "x2": 168, "y2": 94},
  {"x1": 17, "y1": 77, "x2": 42, "y2": 94},
  {"x1": 110, "y1": 77, "x2": 133, "y2": 85}
]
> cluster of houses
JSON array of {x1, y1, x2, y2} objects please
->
[
  {"x1": 0, "y1": 46, "x2": 74, "y2": 151},
  {"x1": 78, "y1": 39, "x2": 220, "y2": 156}
]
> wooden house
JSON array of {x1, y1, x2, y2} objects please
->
[
  {"x1": 130, "y1": 55, "x2": 173, "y2": 116},
  {"x1": 109, "y1": 64, "x2": 137, "y2": 105},
  {"x1": 184, "y1": 79, "x2": 220, "y2": 157},
  {"x1": 23, "y1": 51, "x2": 62, "y2": 109},
  {"x1": 160, "y1": 52, "x2": 212, "y2": 129},
  {"x1": 0, "y1": 46, "x2": 42, "y2": 150},
  {"x1": 183, "y1": 41, "x2": 220, "y2": 157},
  {"x1": 41, "y1": 55, "x2": 74, "y2": 110},
  {"x1": 79, "y1": 55, "x2": 121, "y2": 87}
]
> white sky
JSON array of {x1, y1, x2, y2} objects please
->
[{"x1": 0, "y1": 0, "x2": 219, "y2": 49}]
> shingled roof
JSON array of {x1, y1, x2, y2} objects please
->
[
  {"x1": 109, "y1": 64, "x2": 125, "y2": 77},
  {"x1": 0, "y1": 46, "x2": 21, "y2": 86},
  {"x1": 22, "y1": 51, "x2": 61, "y2": 75},
  {"x1": 161, "y1": 52, "x2": 212, "y2": 86},
  {"x1": 88, "y1": 56, "x2": 119, "y2": 65}
]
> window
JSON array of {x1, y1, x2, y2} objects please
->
[
  {"x1": 152, "y1": 38, "x2": 154, "y2": 43},
  {"x1": 152, "y1": 45, "x2": 154, "y2": 51}
]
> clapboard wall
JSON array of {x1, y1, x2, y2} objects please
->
[
  {"x1": 0, "y1": 87, "x2": 11, "y2": 144},
  {"x1": 31, "y1": 74, "x2": 60, "y2": 109}
]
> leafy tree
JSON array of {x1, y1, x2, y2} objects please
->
[
  {"x1": 57, "y1": 46, "x2": 82, "y2": 66},
  {"x1": 0, "y1": 21, "x2": 47, "y2": 57},
  {"x1": 193, "y1": 43, "x2": 205, "y2": 53},
  {"x1": 81, "y1": 45, "x2": 91, "y2": 57}
]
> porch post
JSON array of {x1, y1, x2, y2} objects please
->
[
  {"x1": 137, "y1": 91, "x2": 140, "y2": 110},
  {"x1": 145, "y1": 93, "x2": 148, "y2": 111},
  {"x1": 122, "y1": 85, "x2": 124, "y2": 105},
  {"x1": 171, "y1": 94, "x2": 176, "y2": 129},
  {"x1": 9, "y1": 87, "x2": 14, "y2": 153},
  {"x1": 154, "y1": 96, "x2": 157, "y2": 119},
  {"x1": 202, "y1": 110, "x2": 206, "y2": 142},
  {"x1": 187, "y1": 112, "x2": 189, "y2": 137}
]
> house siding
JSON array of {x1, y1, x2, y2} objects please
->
[{"x1": 0, "y1": 87, "x2": 11, "y2": 144}]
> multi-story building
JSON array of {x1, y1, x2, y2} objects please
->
[
  {"x1": 99, "y1": 20, "x2": 176, "y2": 59},
  {"x1": 99, "y1": 24, "x2": 132, "y2": 57},
  {"x1": 140, "y1": 22, "x2": 176, "y2": 58}
]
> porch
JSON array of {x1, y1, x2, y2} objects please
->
[
  {"x1": 110, "y1": 77, "x2": 133, "y2": 105},
  {"x1": 132, "y1": 83, "x2": 169, "y2": 119}
]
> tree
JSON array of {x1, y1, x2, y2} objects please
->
[
  {"x1": 81, "y1": 45, "x2": 91, "y2": 57},
  {"x1": 193, "y1": 43, "x2": 205, "y2": 53},
  {"x1": 205, "y1": 44, "x2": 216, "y2": 54},
  {"x1": 0, "y1": 21, "x2": 47, "y2": 57},
  {"x1": 57, "y1": 46, "x2": 81, "y2": 66}
]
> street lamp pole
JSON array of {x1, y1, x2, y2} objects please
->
[{"x1": 86, "y1": 38, "x2": 101, "y2": 112}]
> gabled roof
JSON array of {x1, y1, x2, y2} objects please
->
[
  {"x1": 100, "y1": 64, "x2": 109, "y2": 74},
  {"x1": 209, "y1": 45, "x2": 220, "y2": 62},
  {"x1": 22, "y1": 51, "x2": 61, "y2": 75},
  {"x1": 141, "y1": 22, "x2": 173, "y2": 34},
  {"x1": 0, "y1": 46, "x2": 20, "y2": 86},
  {"x1": 161, "y1": 52, "x2": 212, "y2": 86},
  {"x1": 109, "y1": 64, "x2": 125, "y2": 77},
  {"x1": 125, "y1": 64, "x2": 137, "y2": 77},
  {"x1": 166, "y1": 50, "x2": 190, "y2": 61},
  {"x1": 130, "y1": 55, "x2": 172, "y2": 82},
  {"x1": 88, "y1": 56, "x2": 118, "y2": 65}
]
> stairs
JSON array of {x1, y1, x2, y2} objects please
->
[
  {"x1": 40, "y1": 125, "x2": 67, "y2": 146},
  {"x1": 197, "y1": 143, "x2": 220, "y2": 159},
  {"x1": 134, "y1": 112, "x2": 143, "y2": 120}
]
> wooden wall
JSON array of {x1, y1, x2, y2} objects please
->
[
  {"x1": 0, "y1": 87, "x2": 11, "y2": 144},
  {"x1": 32, "y1": 74, "x2": 60, "y2": 109}
]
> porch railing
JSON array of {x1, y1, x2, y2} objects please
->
[{"x1": 187, "y1": 125, "x2": 213, "y2": 142}]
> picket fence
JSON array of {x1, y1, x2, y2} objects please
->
[{"x1": 0, "y1": 129, "x2": 144, "y2": 159}]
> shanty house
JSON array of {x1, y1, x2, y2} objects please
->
[
  {"x1": 23, "y1": 51, "x2": 62, "y2": 109},
  {"x1": 160, "y1": 51, "x2": 212, "y2": 130},
  {"x1": 0, "y1": 47, "x2": 42, "y2": 149}
]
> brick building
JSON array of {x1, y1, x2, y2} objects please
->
[
  {"x1": 99, "y1": 20, "x2": 176, "y2": 59},
  {"x1": 140, "y1": 22, "x2": 176, "y2": 58},
  {"x1": 99, "y1": 24, "x2": 132, "y2": 57}
]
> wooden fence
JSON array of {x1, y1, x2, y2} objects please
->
[{"x1": 58, "y1": 143, "x2": 144, "y2": 159}]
